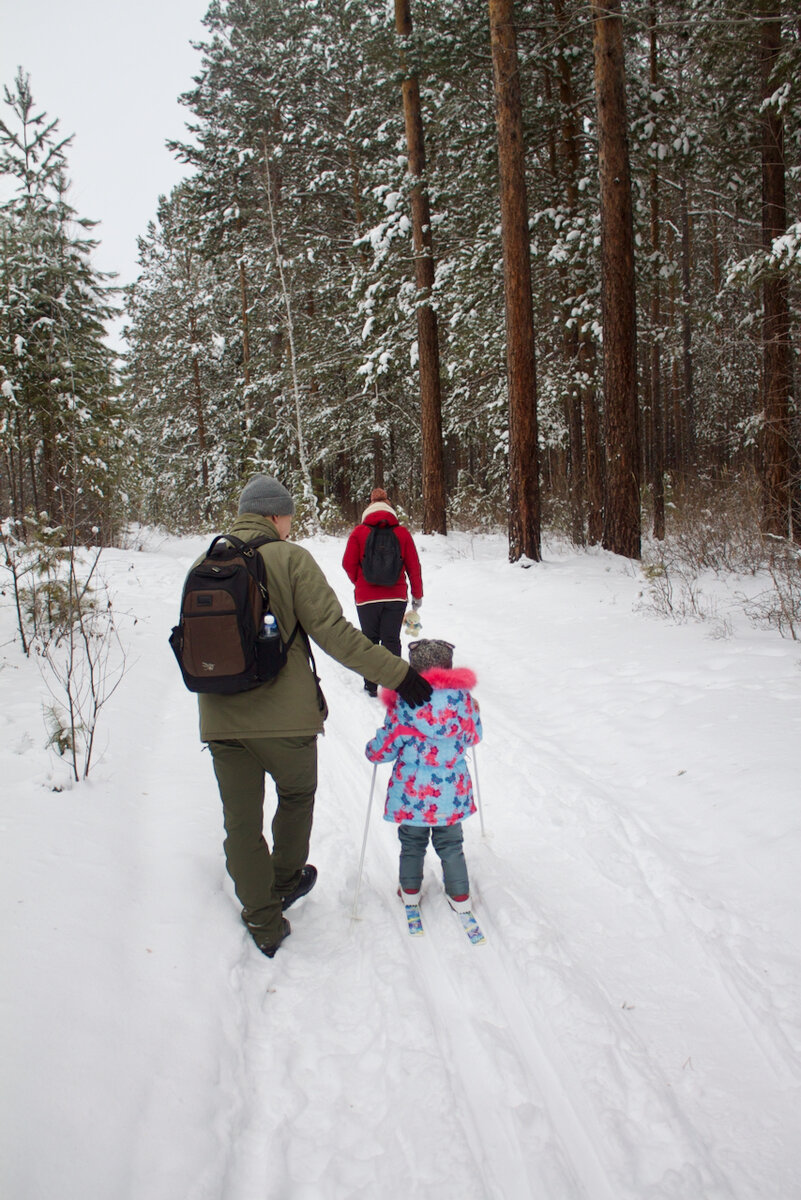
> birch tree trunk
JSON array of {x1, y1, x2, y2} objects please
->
[
  {"x1": 591, "y1": 0, "x2": 641, "y2": 559},
  {"x1": 234, "y1": 214, "x2": 258, "y2": 475},
  {"x1": 394, "y1": 0, "x2": 447, "y2": 535},
  {"x1": 261, "y1": 140, "x2": 320, "y2": 533},
  {"x1": 488, "y1": 0, "x2": 542, "y2": 563},
  {"x1": 188, "y1": 300, "x2": 210, "y2": 500}
]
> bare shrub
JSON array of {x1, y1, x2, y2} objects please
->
[
  {"x1": 36, "y1": 545, "x2": 127, "y2": 782},
  {"x1": 639, "y1": 553, "x2": 712, "y2": 623},
  {"x1": 1, "y1": 517, "x2": 127, "y2": 780},
  {"x1": 641, "y1": 472, "x2": 801, "y2": 639},
  {"x1": 742, "y1": 538, "x2": 801, "y2": 640},
  {"x1": 661, "y1": 472, "x2": 765, "y2": 574}
]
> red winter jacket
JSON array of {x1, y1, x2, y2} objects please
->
[{"x1": 342, "y1": 503, "x2": 423, "y2": 606}]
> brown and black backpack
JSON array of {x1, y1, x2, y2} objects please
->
[{"x1": 169, "y1": 534, "x2": 298, "y2": 694}]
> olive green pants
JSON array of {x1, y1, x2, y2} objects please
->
[{"x1": 208, "y1": 735, "x2": 317, "y2": 941}]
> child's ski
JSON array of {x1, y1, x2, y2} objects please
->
[
  {"x1": 404, "y1": 903, "x2": 425, "y2": 936},
  {"x1": 458, "y1": 910, "x2": 486, "y2": 945}
]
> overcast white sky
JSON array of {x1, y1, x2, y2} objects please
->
[{"x1": 0, "y1": 0, "x2": 209, "y2": 292}]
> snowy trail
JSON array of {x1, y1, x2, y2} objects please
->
[
  {"x1": 311, "y1": 537, "x2": 798, "y2": 1200},
  {"x1": 379, "y1": 874, "x2": 619, "y2": 1200},
  {"x1": 310, "y1": 690, "x2": 720, "y2": 1200},
  {"x1": 2, "y1": 531, "x2": 800, "y2": 1200},
  {"x1": 466, "y1": 700, "x2": 791, "y2": 1199},
  {"x1": 338, "y1": 734, "x2": 569, "y2": 1200},
  {"x1": 506, "y1": 665, "x2": 801, "y2": 1090},
  {"x1": 349, "y1": 742, "x2": 732, "y2": 1200}
]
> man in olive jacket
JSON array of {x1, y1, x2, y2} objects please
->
[{"x1": 200, "y1": 474, "x2": 432, "y2": 959}]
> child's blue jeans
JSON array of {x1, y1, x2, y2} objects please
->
[{"x1": 398, "y1": 823, "x2": 469, "y2": 897}]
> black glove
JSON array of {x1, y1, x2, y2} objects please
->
[{"x1": 396, "y1": 665, "x2": 432, "y2": 708}]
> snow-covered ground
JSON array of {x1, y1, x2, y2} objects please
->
[{"x1": 1, "y1": 529, "x2": 799, "y2": 1200}]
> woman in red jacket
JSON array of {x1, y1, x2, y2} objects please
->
[{"x1": 342, "y1": 488, "x2": 423, "y2": 696}]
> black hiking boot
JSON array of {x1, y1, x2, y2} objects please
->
[
  {"x1": 280, "y1": 864, "x2": 318, "y2": 911},
  {"x1": 252, "y1": 916, "x2": 291, "y2": 959}
]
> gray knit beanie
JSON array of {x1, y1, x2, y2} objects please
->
[
  {"x1": 408, "y1": 639, "x2": 454, "y2": 671},
  {"x1": 238, "y1": 474, "x2": 295, "y2": 517}
]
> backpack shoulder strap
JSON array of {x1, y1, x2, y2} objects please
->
[
  {"x1": 235, "y1": 538, "x2": 322, "y2": 707},
  {"x1": 243, "y1": 535, "x2": 302, "y2": 649},
  {"x1": 208, "y1": 532, "x2": 273, "y2": 554},
  {"x1": 205, "y1": 532, "x2": 272, "y2": 558},
  {"x1": 297, "y1": 626, "x2": 325, "y2": 712},
  {"x1": 206, "y1": 533, "x2": 243, "y2": 555}
]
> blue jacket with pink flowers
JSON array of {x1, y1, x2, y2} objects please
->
[{"x1": 365, "y1": 666, "x2": 482, "y2": 826}]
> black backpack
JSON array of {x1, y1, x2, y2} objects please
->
[
  {"x1": 169, "y1": 534, "x2": 298, "y2": 695},
  {"x1": 361, "y1": 522, "x2": 403, "y2": 586}
]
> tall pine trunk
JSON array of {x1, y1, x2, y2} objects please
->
[
  {"x1": 581, "y1": 336, "x2": 604, "y2": 544},
  {"x1": 591, "y1": 0, "x2": 641, "y2": 559},
  {"x1": 488, "y1": 0, "x2": 542, "y2": 563},
  {"x1": 679, "y1": 175, "x2": 695, "y2": 470},
  {"x1": 759, "y1": 3, "x2": 792, "y2": 538},
  {"x1": 555, "y1": 0, "x2": 585, "y2": 546},
  {"x1": 394, "y1": 0, "x2": 447, "y2": 535},
  {"x1": 649, "y1": 4, "x2": 665, "y2": 540}
]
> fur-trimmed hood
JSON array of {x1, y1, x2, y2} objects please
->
[
  {"x1": 380, "y1": 666, "x2": 476, "y2": 705},
  {"x1": 379, "y1": 668, "x2": 477, "y2": 725}
]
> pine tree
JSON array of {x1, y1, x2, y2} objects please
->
[
  {"x1": 0, "y1": 70, "x2": 123, "y2": 541},
  {"x1": 489, "y1": 0, "x2": 542, "y2": 562},
  {"x1": 394, "y1": 0, "x2": 447, "y2": 535},
  {"x1": 591, "y1": 0, "x2": 641, "y2": 559},
  {"x1": 117, "y1": 0, "x2": 799, "y2": 544},
  {"x1": 759, "y1": 2, "x2": 792, "y2": 538},
  {"x1": 123, "y1": 187, "x2": 238, "y2": 528}
]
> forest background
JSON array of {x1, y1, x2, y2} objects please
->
[{"x1": 1, "y1": 0, "x2": 799, "y2": 572}]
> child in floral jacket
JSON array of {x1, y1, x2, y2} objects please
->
[{"x1": 365, "y1": 638, "x2": 482, "y2": 912}]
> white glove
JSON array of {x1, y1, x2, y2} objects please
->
[{"x1": 411, "y1": 597, "x2": 422, "y2": 611}]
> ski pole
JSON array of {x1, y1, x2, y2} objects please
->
[
  {"x1": 351, "y1": 763, "x2": 378, "y2": 921},
  {"x1": 471, "y1": 746, "x2": 486, "y2": 837}
]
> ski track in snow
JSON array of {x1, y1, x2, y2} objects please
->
[
  {"x1": 327, "y1": 711, "x2": 729, "y2": 1200},
  {"x1": 2, "y1": 530, "x2": 800, "y2": 1200},
  {"x1": 500, "y1": 700, "x2": 801, "y2": 1096}
]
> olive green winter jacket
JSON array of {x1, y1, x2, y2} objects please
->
[{"x1": 197, "y1": 514, "x2": 408, "y2": 741}]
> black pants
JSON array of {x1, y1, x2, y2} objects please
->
[{"x1": 357, "y1": 600, "x2": 406, "y2": 688}]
